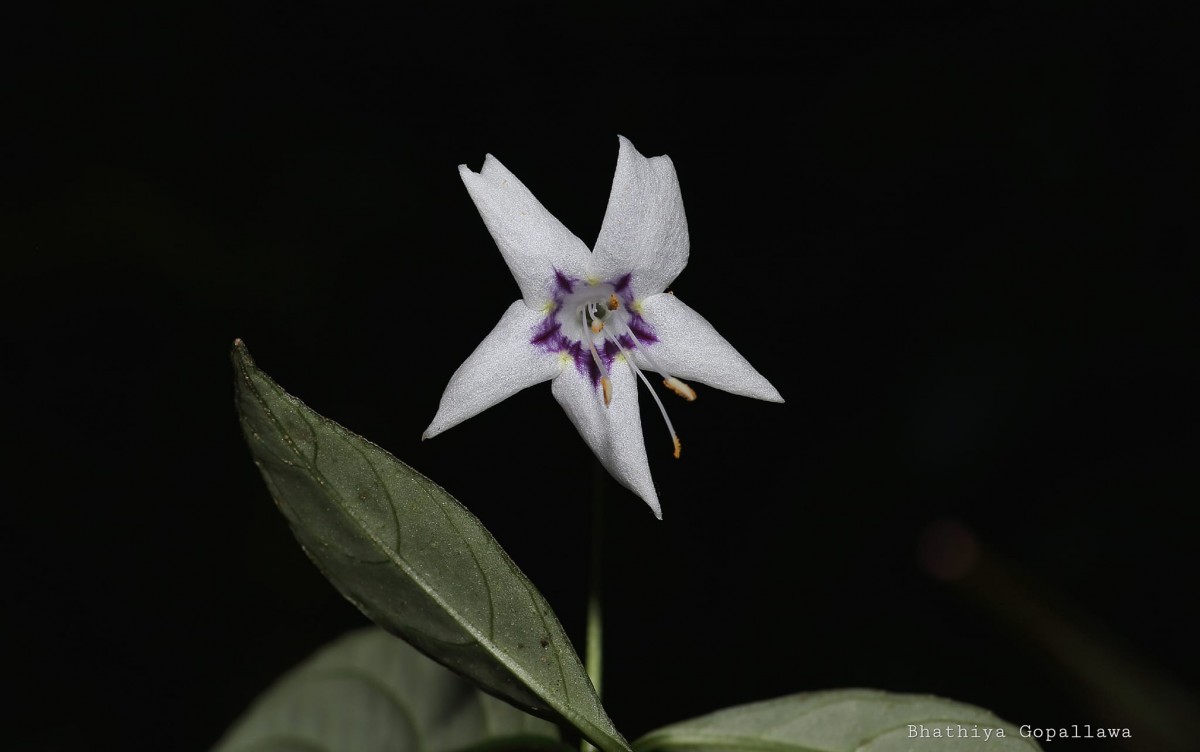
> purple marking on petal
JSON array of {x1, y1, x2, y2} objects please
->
[
  {"x1": 627, "y1": 316, "x2": 658, "y2": 345},
  {"x1": 531, "y1": 317, "x2": 571, "y2": 353},
  {"x1": 566, "y1": 339, "x2": 625, "y2": 388},
  {"x1": 554, "y1": 269, "x2": 575, "y2": 294},
  {"x1": 567, "y1": 343, "x2": 598, "y2": 385},
  {"x1": 611, "y1": 273, "x2": 632, "y2": 293},
  {"x1": 531, "y1": 318, "x2": 559, "y2": 346},
  {"x1": 584, "y1": 351, "x2": 603, "y2": 385}
]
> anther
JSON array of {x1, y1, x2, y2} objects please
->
[
  {"x1": 601, "y1": 376, "x2": 612, "y2": 406},
  {"x1": 607, "y1": 294, "x2": 620, "y2": 311},
  {"x1": 672, "y1": 435, "x2": 682, "y2": 459},
  {"x1": 621, "y1": 324, "x2": 700, "y2": 405},
  {"x1": 591, "y1": 320, "x2": 605, "y2": 334},
  {"x1": 663, "y1": 377, "x2": 696, "y2": 401}
]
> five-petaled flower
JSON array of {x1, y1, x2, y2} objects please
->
[{"x1": 424, "y1": 136, "x2": 782, "y2": 518}]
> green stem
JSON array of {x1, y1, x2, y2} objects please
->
[
  {"x1": 586, "y1": 462, "x2": 604, "y2": 694},
  {"x1": 583, "y1": 461, "x2": 605, "y2": 752}
]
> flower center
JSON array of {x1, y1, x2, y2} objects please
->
[
  {"x1": 558, "y1": 283, "x2": 621, "y2": 338},
  {"x1": 551, "y1": 278, "x2": 696, "y2": 459}
]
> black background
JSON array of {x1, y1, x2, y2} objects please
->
[{"x1": 7, "y1": 2, "x2": 1197, "y2": 750}]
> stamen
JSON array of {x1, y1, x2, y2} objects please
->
[
  {"x1": 611, "y1": 335, "x2": 681, "y2": 459},
  {"x1": 607, "y1": 294, "x2": 620, "y2": 311},
  {"x1": 664, "y1": 376, "x2": 697, "y2": 401},
  {"x1": 581, "y1": 309, "x2": 611, "y2": 407},
  {"x1": 591, "y1": 320, "x2": 604, "y2": 334},
  {"x1": 621, "y1": 326, "x2": 699, "y2": 402}
]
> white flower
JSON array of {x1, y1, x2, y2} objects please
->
[{"x1": 424, "y1": 136, "x2": 782, "y2": 518}]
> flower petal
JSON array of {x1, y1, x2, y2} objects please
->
[
  {"x1": 460, "y1": 156, "x2": 592, "y2": 307},
  {"x1": 424, "y1": 301, "x2": 562, "y2": 439},
  {"x1": 591, "y1": 135, "x2": 689, "y2": 296},
  {"x1": 634, "y1": 293, "x2": 784, "y2": 403},
  {"x1": 551, "y1": 363, "x2": 662, "y2": 519}
]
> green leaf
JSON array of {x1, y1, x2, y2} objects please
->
[
  {"x1": 634, "y1": 689, "x2": 1042, "y2": 752},
  {"x1": 213, "y1": 627, "x2": 567, "y2": 752},
  {"x1": 232, "y1": 340, "x2": 629, "y2": 752}
]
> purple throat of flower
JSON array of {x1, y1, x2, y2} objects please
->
[{"x1": 531, "y1": 270, "x2": 697, "y2": 459}]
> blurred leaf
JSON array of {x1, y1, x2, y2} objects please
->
[
  {"x1": 232, "y1": 341, "x2": 628, "y2": 752},
  {"x1": 213, "y1": 627, "x2": 566, "y2": 752},
  {"x1": 634, "y1": 689, "x2": 1041, "y2": 752}
]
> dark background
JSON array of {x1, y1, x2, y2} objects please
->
[{"x1": 7, "y1": 2, "x2": 1197, "y2": 750}]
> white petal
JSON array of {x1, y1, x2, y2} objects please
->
[
  {"x1": 551, "y1": 362, "x2": 662, "y2": 519},
  {"x1": 424, "y1": 301, "x2": 562, "y2": 439},
  {"x1": 460, "y1": 156, "x2": 593, "y2": 307},
  {"x1": 591, "y1": 136, "x2": 689, "y2": 296},
  {"x1": 634, "y1": 293, "x2": 784, "y2": 403}
]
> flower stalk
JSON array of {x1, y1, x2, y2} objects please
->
[{"x1": 586, "y1": 459, "x2": 605, "y2": 700}]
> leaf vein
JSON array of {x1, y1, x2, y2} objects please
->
[
  {"x1": 340, "y1": 427, "x2": 405, "y2": 553},
  {"x1": 422, "y1": 481, "x2": 496, "y2": 641}
]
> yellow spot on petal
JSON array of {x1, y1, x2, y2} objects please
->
[{"x1": 632, "y1": 299, "x2": 644, "y2": 314}]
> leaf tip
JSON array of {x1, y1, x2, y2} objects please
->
[{"x1": 231, "y1": 338, "x2": 255, "y2": 369}]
